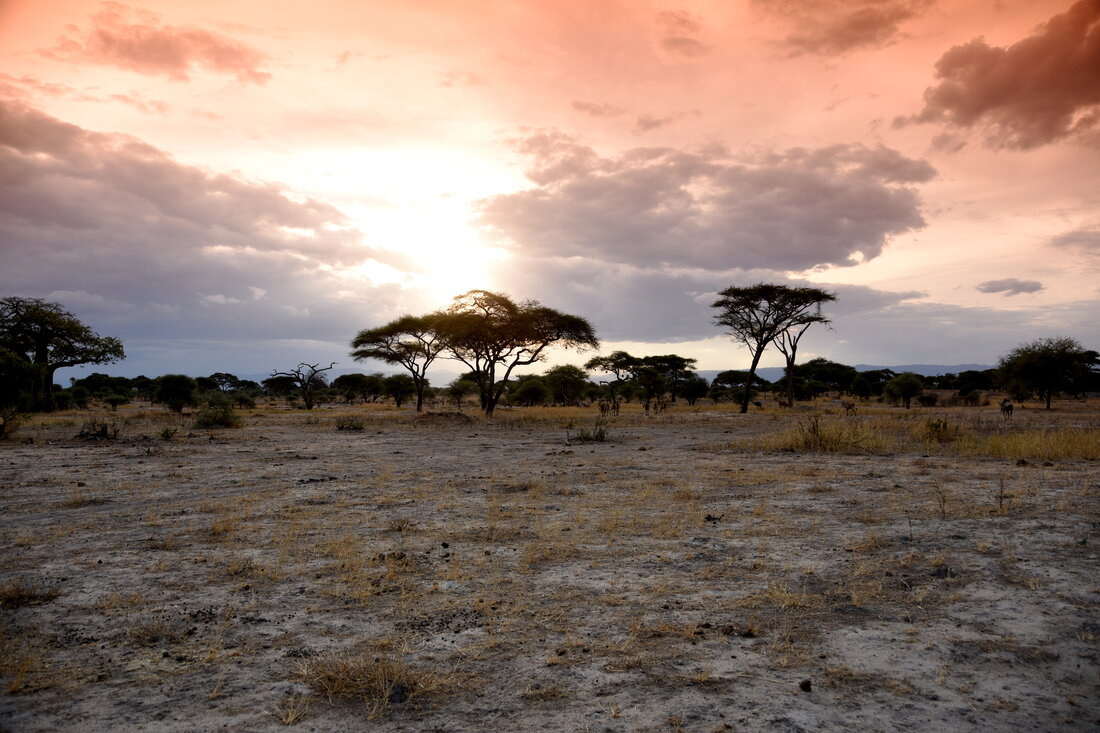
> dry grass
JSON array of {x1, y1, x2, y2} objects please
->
[
  {"x1": 298, "y1": 652, "x2": 449, "y2": 719},
  {"x1": 954, "y1": 427, "x2": 1100, "y2": 460},
  {"x1": 0, "y1": 579, "x2": 59, "y2": 609},
  {"x1": 2, "y1": 399, "x2": 1097, "y2": 731}
]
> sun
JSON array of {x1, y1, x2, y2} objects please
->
[{"x1": 339, "y1": 196, "x2": 508, "y2": 301}]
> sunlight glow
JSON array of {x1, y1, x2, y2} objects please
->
[{"x1": 339, "y1": 197, "x2": 508, "y2": 300}]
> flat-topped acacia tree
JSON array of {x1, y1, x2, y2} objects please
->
[
  {"x1": 436, "y1": 290, "x2": 599, "y2": 417},
  {"x1": 350, "y1": 314, "x2": 447, "y2": 412},
  {"x1": 711, "y1": 283, "x2": 838, "y2": 414}
]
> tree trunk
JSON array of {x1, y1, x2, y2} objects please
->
[{"x1": 740, "y1": 347, "x2": 765, "y2": 414}]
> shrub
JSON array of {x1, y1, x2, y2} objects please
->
[
  {"x1": 335, "y1": 417, "x2": 365, "y2": 431},
  {"x1": 915, "y1": 417, "x2": 961, "y2": 443},
  {"x1": 79, "y1": 419, "x2": 120, "y2": 440},
  {"x1": 570, "y1": 420, "x2": 608, "y2": 443},
  {"x1": 0, "y1": 405, "x2": 27, "y2": 440},
  {"x1": 193, "y1": 396, "x2": 243, "y2": 429},
  {"x1": 763, "y1": 415, "x2": 888, "y2": 453}
]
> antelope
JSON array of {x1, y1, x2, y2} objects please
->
[
  {"x1": 598, "y1": 399, "x2": 611, "y2": 417},
  {"x1": 841, "y1": 401, "x2": 856, "y2": 416},
  {"x1": 1000, "y1": 399, "x2": 1014, "y2": 421},
  {"x1": 777, "y1": 399, "x2": 791, "y2": 408}
]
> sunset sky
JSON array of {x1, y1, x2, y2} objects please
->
[{"x1": 1, "y1": 0, "x2": 1098, "y2": 384}]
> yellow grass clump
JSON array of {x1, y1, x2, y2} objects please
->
[
  {"x1": 758, "y1": 415, "x2": 891, "y2": 454},
  {"x1": 954, "y1": 428, "x2": 1100, "y2": 460}
]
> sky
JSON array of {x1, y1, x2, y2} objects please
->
[{"x1": 1, "y1": 0, "x2": 1098, "y2": 384}]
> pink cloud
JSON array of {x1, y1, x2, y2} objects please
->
[
  {"x1": 901, "y1": 0, "x2": 1100, "y2": 148},
  {"x1": 758, "y1": 0, "x2": 935, "y2": 56},
  {"x1": 40, "y1": 3, "x2": 271, "y2": 84}
]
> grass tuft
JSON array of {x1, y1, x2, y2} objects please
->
[{"x1": 299, "y1": 652, "x2": 445, "y2": 719}]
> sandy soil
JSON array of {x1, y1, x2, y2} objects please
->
[{"x1": 1, "y1": 402, "x2": 1097, "y2": 732}]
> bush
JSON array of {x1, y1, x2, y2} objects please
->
[
  {"x1": 915, "y1": 417, "x2": 961, "y2": 443},
  {"x1": 193, "y1": 396, "x2": 243, "y2": 429},
  {"x1": 335, "y1": 417, "x2": 365, "y2": 431},
  {"x1": 79, "y1": 419, "x2": 120, "y2": 440},
  {"x1": 763, "y1": 415, "x2": 888, "y2": 454},
  {"x1": 0, "y1": 405, "x2": 27, "y2": 440},
  {"x1": 570, "y1": 420, "x2": 608, "y2": 443}
]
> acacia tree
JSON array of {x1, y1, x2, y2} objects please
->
[
  {"x1": 436, "y1": 290, "x2": 599, "y2": 417},
  {"x1": 350, "y1": 314, "x2": 447, "y2": 412},
  {"x1": 585, "y1": 350, "x2": 641, "y2": 405},
  {"x1": 997, "y1": 337, "x2": 1098, "y2": 409},
  {"x1": 773, "y1": 289, "x2": 836, "y2": 406},
  {"x1": 0, "y1": 297, "x2": 125, "y2": 411},
  {"x1": 712, "y1": 283, "x2": 837, "y2": 414},
  {"x1": 270, "y1": 362, "x2": 335, "y2": 410}
]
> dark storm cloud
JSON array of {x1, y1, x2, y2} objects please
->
[
  {"x1": 757, "y1": 0, "x2": 935, "y2": 56},
  {"x1": 0, "y1": 99, "x2": 414, "y2": 355},
  {"x1": 976, "y1": 278, "x2": 1044, "y2": 296},
  {"x1": 40, "y1": 2, "x2": 271, "y2": 84},
  {"x1": 478, "y1": 131, "x2": 935, "y2": 273},
  {"x1": 654, "y1": 10, "x2": 712, "y2": 58},
  {"x1": 900, "y1": 0, "x2": 1100, "y2": 149}
]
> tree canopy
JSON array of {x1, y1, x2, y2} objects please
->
[
  {"x1": 997, "y1": 337, "x2": 1098, "y2": 408},
  {"x1": 0, "y1": 297, "x2": 125, "y2": 410},
  {"x1": 350, "y1": 313, "x2": 447, "y2": 412},
  {"x1": 711, "y1": 284, "x2": 836, "y2": 413},
  {"x1": 437, "y1": 290, "x2": 599, "y2": 416}
]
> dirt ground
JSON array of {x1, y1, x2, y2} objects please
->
[{"x1": 1, "y1": 400, "x2": 1097, "y2": 732}]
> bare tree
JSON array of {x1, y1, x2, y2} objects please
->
[{"x1": 270, "y1": 362, "x2": 335, "y2": 410}]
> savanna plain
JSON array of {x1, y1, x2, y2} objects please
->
[{"x1": 1, "y1": 398, "x2": 1097, "y2": 732}]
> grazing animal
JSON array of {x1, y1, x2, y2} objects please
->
[
  {"x1": 610, "y1": 400, "x2": 620, "y2": 416},
  {"x1": 753, "y1": 401, "x2": 763, "y2": 409},
  {"x1": 777, "y1": 399, "x2": 791, "y2": 408},
  {"x1": 841, "y1": 401, "x2": 856, "y2": 416},
  {"x1": 1000, "y1": 399, "x2": 1014, "y2": 421},
  {"x1": 598, "y1": 399, "x2": 611, "y2": 417}
]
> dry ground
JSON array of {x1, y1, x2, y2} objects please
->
[{"x1": 1, "y1": 399, "x2": 1097, "y2": 732}]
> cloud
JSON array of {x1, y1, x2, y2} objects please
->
[
  {"x1": 1050, "y1": 227, "x2": 1100, "y2": 252},
  {"x1": 757, "y1": 0, "x2": 935, "y2": 56},
  {"x1": 976, "y1": 278, "x2": 1044, "y2": 296},
  {"x1": 572, "y1": 100, "x2": 625, "y2": 118},
  {"x1": 654, "y1": 10, "x2": 712, "y2": 58},
  {"x1": 899, "y1": 0, "x2": 1100, "y2": 149},
  {"x1": 0, "y1": 99, "x2": 418, "y2": 354},
  {"x1": 40, "y1": 3, "x2": 271, "y2": 84},
  {"x1": 632, "y1": 110, "x2": 700, "y2": 135},
  {"x1": 478, "y1": 131, "x2": 935, "y2": 273}
]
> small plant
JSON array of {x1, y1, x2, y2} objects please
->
[
  {"x1": 335, "y1": 417, "x2": 365, "y2": 431},
  {"x1": 570, "y1": 419, "x2": 609, "y2": 443},
  {"x1": 0, "y1": 579, "x2": 59, "y2": 609},
  {"x1": 79, "y1": 419, "x2": 120, "y2": 440},
  {"x1": 159, "y1": 426, "x2": 178, "y2": 441},
  {"x1": 299, "y1": 652, "x2": 444, "y2": 719},
  {"x1": 0, "y1": 406, "x2": 28, "y2": 440},
  {"x1": 915, "y1": 417, "x2": 960, "y2": 444}
]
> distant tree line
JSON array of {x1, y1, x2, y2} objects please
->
[{"x1": 3, "y1": 290, "x2": 1097, "y2": 431}]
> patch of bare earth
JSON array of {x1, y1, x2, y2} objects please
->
[{"x1": 1, "y1": 402, "x2": 1097, "y2": 731}]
